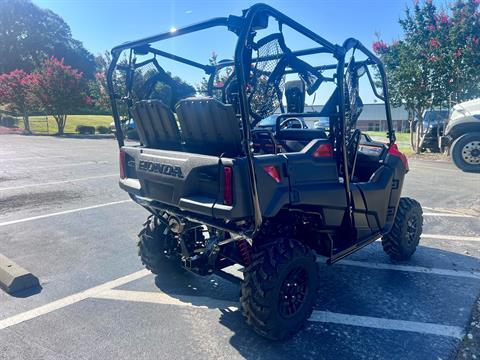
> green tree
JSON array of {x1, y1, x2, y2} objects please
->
[
  {"x1": 373, "y1": 0, "x2": 480, "y2": 152},
  {"x1": 198, "y1": 52, "x2": 233, "y2": 98},
  {"x1": 30, "y1": 57, "x2": 88, "y2": 135},
  {"x1": 0, "y1": 0, "x2": 95, "y2": 78}
]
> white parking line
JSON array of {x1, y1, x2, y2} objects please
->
[
  {"x1": 26, "y1": 160, "x2": 110, "y2": 170},
  {"x1": 0, "y1": 174, "x2": 118, "y2": 191},
  {"x1": 423, "y1": 212, "x2": 474, "y2": 218},
  {"x1": 0, "y1": 155, "x2": 67, "y2": 162},
  {"x1": 422, "y1": 234, "x2": 480, "y2": 242},
  {"x1": 410, "y1": 165, "x2": 458, "y2": 173},
  {"x1": 0, "y1": 269, "x2": 150, "y2": 330},
  {"x1": 0, "y1": 262, "x2": 471, "y2": 338},
  {"x1": 0, "y1": 200, "x2": 131, "y2": 227},
  {"x1": 94, "y1": 289, "x2": 239, "y2": 310},
  {"x1": 336, "y1": 259, "x2": 480, "y2": 280},
  {"x1": 92, "y1": 289, "x2": 464, "y2": 339},
  {"x1": 309, "y1": 311, "x2": 464, "y2": 339}
]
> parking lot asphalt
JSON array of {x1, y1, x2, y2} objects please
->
[{"x1": 0, "y1": 135, "x2": 479, "y2": 360}]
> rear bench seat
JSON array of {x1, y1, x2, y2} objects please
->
[
  {"x1": 131, "y1": 100, "x2": 182, "y2": 151},
  {"x1": 131, "y1": 98, "x2": 243, "y2": 158},
  {"x1": 176, "y1": 97, "x2": 243, "y2": 157}
]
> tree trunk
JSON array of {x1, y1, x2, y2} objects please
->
[
  {"x1": 54, "y1": 114, "x2": 67, "y2": 135},
  {"x1": 415, "y1": 110, "x2": 424, "y2": 154},
  {"x1": 408, "y1": 109, "x2": 415, "y2": 150},
  {"x1": 22, "y1": 112, "x2": 31, "y2": 133}
]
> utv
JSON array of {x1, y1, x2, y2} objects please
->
[{"x1": 107, "y1": 4, "x2": 423, "y2": 340}]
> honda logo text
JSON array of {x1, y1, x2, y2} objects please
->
[{"x1": 139, "y1": 160, "x2": 184, "y2": 178}]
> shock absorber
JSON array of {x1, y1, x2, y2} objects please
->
[{"x1": 237, "y1": 239, "x2": 252, "y2": 266}]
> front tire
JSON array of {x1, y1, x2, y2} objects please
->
[
  {"x1": 382, "y1": 198, "x2": 423, "y2": 261},
  {"x1": 240, "y1": 238, "x2": 319, "y2": 340},
  {"x1": 451, "y1": 133, "x2": 480, "y2": 173}
]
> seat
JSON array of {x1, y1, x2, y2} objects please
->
[
  {"x1": 176, "y1": 97, "x2": 243, "y2": 157},
  {"x1": 131, "y1": 100, "x2": 182, "y2": 150}
]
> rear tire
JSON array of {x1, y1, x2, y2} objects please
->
[
  {"x1": 451, "y1": 133, "x2": 480, "y2": 173},
  {"x1": 138, "y1": 215, "x2": 179, "y2": 274},
  {"x1": 240, "y1": 238, "x2": 319, "y2": 340},
  {"x1": 382, "y1": 198, "x2": 423, "y2": 261}
]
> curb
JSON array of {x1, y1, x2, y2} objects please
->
[{"x1": 0, "y1": 254, "x2": 40, "y2": 294}]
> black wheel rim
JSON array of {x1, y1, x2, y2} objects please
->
[
  {"x1": 406, "y1": 215, "x2": 418, "y2": 246},
  {"x1": 278, "y1": 267, "x2": 309, "y2": 318}
]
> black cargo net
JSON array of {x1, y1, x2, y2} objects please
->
[
  {"x1": 344, "y1": 59, "x2": 363, "y2": 135},
  {"x1": 249, "y1": 34, "x2": 286, "y2": 121},
  {"x1": 131, "y1": 59, "x2": 175, "y2": 107}
]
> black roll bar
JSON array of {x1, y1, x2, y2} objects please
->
[
  {"x1": 342, "y1": 38, "x2": 396, "y2": 144},
  {"x1": 107, "y1": 3, "x2": 397, "y2": 239}
]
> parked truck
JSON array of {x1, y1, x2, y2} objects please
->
[{"x1": 440, "y1": 98, "x2": 480, "y2": 172}]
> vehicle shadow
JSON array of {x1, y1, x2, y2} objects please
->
[{"x1": 152, "y1": 245, "x2": 480, "y2": 359}]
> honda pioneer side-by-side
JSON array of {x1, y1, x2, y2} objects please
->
[{"x1": 107, "y1": 4, "x2": 423, "y2": 340}]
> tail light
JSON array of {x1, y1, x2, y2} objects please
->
[
  {"x1": 264, "y1": 165, "x2": 281, "y2": 183},
  {"x1": 388, "y1": 144, "x2": 409, "y2": 171},
  {"x1": 313, "y1": 143, "x2": 334, "y2": 157},
  {"x1": 223, "y1": 166, "x2": 233, "y2": 206},
  {"x1": 119, "y1": 148, "x2": 126, "y2": 179}
]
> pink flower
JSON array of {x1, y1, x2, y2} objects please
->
[
  {"x1": 428, "y1": 25, "x2": 436, "y2": 31},
  {"x1": 372, "y1": 40, "x2": 389, "y2": 54},
  {"x1": 435, "y1": 12, "x2": 449, "y2": 24},
  {"x1": 95, "y1": 72, "x2": 105, "y2": 80},
  {"x1": 429, "y1": 38, "x2": 440, "y2": 48},
  {"x1": 428, "y1": 55, "x2": 438, "y2": 62},
  {"x1": 454, "y1": 49, "x2": 462, "y2": 58}
]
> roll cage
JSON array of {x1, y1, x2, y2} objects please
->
[{"x1": 107, "y1": 3, "x2": 396, "y2": 236}]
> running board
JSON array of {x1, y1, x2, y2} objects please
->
[{"x1": 327, "y1": 233, "x2": 382, "y2": 265}]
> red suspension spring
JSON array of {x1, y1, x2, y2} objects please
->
[{"x1": 237, "y1": 239, "x2": 252, "y2": 266}]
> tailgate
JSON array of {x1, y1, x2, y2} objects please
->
[{"x1": 120, "y1": 146, "x2": 252, "y2": 219}]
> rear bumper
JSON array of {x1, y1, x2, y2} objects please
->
[
  {"x1": 127, "y1": 191, "x2": 249, "y2": 235},
  {"x1": 119, "y1": 177, "x2": 234, "y2": 219}
]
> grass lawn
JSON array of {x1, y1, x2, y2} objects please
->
[
  {"x1": 26, "y1": 115, "x2": 113, "y2": 134},
  {"x1": 364, "y1": 131, "x2": 413, "y2": 155}
]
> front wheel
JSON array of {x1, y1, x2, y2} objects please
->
[
  {"x1": 451, "y1": 133, "x2": 480, "y2": 173},
  {"x1": 240, "y1": 238, "x2": 319, "y2": 340},
  {"x1": 382, "y1": 198, "x2": 423, "y2": 261}
]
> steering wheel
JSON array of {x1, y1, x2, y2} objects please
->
[
  {"x1": 347, "y1": 129, "x2": 362, "y2": 180},
  {"x1": 280, "y1": 117, "x2": 303, "y2": 130}
]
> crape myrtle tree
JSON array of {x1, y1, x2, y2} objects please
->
[
  {"x1": 373, "y1": 0, "x2": 480, "y2": 153},
  {"x1": 0, "y1": 69, "x2": 36, "y2": 132},
  {"x1": 29, "y1": 57, "x2": 89, "y2": 135}
]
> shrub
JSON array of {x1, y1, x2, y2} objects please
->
[
  {"x1": 96, "y1": 125, "x2": 110, "y2": 134},
  {"x1": 0, "y1": 116, "x2": 18, "y2": 128},
  {"x1": 126, "y1": 128, "x2": 139, "y2": 140},
  {"x1": 76, "y1": 125, "x2": 95, "y2": 135}
]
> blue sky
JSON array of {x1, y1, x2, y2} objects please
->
[{"x1": 32, "y1": 0, "x2": 436, "y2": 103}]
